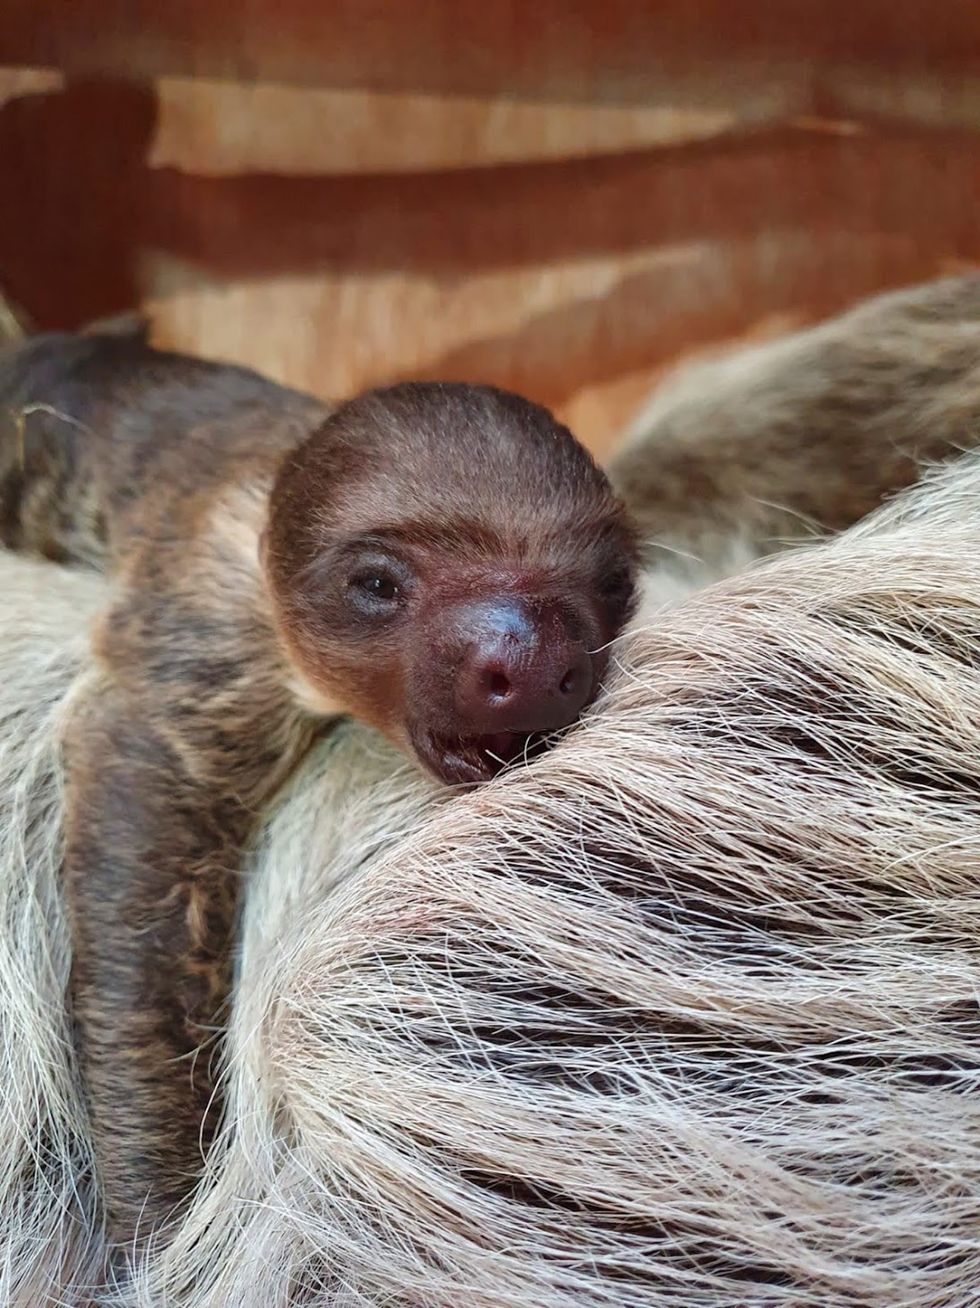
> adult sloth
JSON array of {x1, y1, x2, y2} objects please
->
[{"x1": 3, "y1": 276, "x2": 980, "y2": 1305}]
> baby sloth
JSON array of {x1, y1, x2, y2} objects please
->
[{"x1": 0, "y1": 322, "x2": 638, "y2": 1244}]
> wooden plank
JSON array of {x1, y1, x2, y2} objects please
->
[
  {"x1": 5, "y1": 0, "x2": 980, "y2": 99},
  {"x1": 5, "y1": 5, "x2": 980, "y2": 454},
  {"x1": 148, "y1": 79, "x2": 773, "y2": 175}
]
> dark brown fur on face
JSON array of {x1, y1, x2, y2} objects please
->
[
  {"x1": 0, "y1": 325, "x2": 637, "y2": 1245},
  {"x1": 265, "y1": 383, "x2": 636, "y2": 783}
]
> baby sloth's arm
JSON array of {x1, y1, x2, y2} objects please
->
[
  {"x1": 64, "y1": 678, "x2": 304, "y2": 1238},
  {"x1": 2, "y1": 327, "x2": 637, "y2": 1244},
  {"x1": 0, "y1": 330, "x2": 328, "y2": 1238},
  {"x1": 65, "y1": 548, "x2": 314, "y2": 1241}
]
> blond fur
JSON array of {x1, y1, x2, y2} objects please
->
[
  {"x1": 612, "y1": 274, "x2": 980, "y2": 591},
  {"x1": 4, "y1": 444, "x2": 980, "y2": 1303},
  {"x1": 0, "y1": 560, "x2": 106, "y2": 1303},
  {"x1": 8, "y1": 278, "x2": 980, "y2": 1303}
]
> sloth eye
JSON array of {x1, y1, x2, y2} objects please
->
[
  {"x1": 363, "y1": 574, "x2": 397, "y2": 600},
  {"x1": 347, "y1": 568, "x2": 402, "y2": 610}
]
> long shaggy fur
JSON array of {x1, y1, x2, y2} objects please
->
[
  {"x1": 4, "y1": 440, "x2": 980, "y2": 1303},
  {"x1": 612, "y1": 274, "x2": 980, "y2": 586},
  {"x1": 0, "y1": 560, "x2": 106, "y2": 1303}
]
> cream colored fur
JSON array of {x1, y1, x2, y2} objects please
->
[
  {"x1": 612, "y1": 275, "x2": 980, "y2": 589},
  {"x1": 9, "y1": 277, "x2": 980, "y2": 1302},
  {"x1": 5, "y1": 441, "x2": 980, "y2": 1303}
]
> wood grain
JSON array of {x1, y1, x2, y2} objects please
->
[
  {"x1": 5, "y1": 0, "x2": 980, "y2": 97},
  {"x1": 3, "y1": 6, "x2": 980, "y2": 455}
]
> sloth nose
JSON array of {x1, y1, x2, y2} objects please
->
[{"x1": 452, "y1": 597, "x2": 595, "y2": 734}]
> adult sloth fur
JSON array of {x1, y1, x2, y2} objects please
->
[
  {"x1": 4, "y1": 456, "x2": 980, "y2": 1306},
  {"x1": 6, "y1": 280, "x2": 980, "y2": 1305}
]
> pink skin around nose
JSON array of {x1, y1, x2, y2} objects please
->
[
  {"x1": 410, "y1": 595, "x2": 597, "y2": 787},
  {"x1": 452, "y1": 596, "x2": 594, "y2": 734}
]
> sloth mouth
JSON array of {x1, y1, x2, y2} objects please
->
[{"x1": 413, "y1": 728, "x2": 543, "y2": 787}]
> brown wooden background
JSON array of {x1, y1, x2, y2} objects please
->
[{"x1": 3, "y1": 2, "x2": 980, "y2": 458}]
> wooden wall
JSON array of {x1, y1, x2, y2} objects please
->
[{"x1": 2, "y1": 2, "x2": 980, "y2": 457}]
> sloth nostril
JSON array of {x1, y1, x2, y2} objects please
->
[
  {"x1": 559, "y1": 668, "x2": 581, "y2": 696},
  {"x1": 488, "y1": 671, "x2": 512, "y2": 699}
]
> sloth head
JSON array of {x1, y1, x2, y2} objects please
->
[{"x1": 264, "y1": 382, "x2": 638, "y2": 785}]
